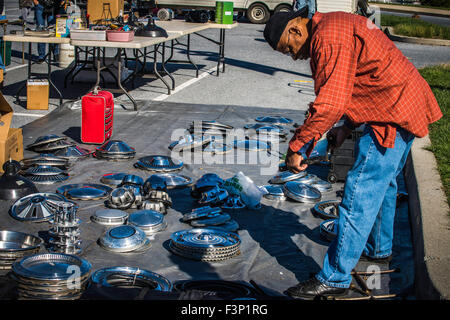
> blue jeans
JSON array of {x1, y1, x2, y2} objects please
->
[
  {"x1": 293, "y1": 0, "x2": 316, "y2": 18},
  {"x1": 35, "y1": 4, "x2": 57, "y2": 59},
  {"x1": 316, "y1": 125, "x2": 414, "y2": 288}
]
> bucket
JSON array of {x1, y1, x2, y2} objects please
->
[{"x1": 59, "y1": 43, "x2": 75, "y2": 68}]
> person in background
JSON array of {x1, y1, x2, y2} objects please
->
[
  {"x1": 34, "y1": 0, "x2": 65, "y2": 63},
  {"x1": 263, "y1": 7, "x2": 442, "y2": 299},
  {"x1": 292, "y1": 0, "x2": 315, "y2": 17},
  {"x1": 19, "y1": 0, "x2": 35, "y2": 27}
]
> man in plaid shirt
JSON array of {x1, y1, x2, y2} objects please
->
[{"x1": 264, "y1": 8, "x2": 442, "y2": 299}]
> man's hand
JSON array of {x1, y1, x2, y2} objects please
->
[
  {"x1": 326, "y1": 125, "x2": 353, "y2": 151},
  {"x1": 285, "y1": 148, "x2": 308, "y2": 174}
]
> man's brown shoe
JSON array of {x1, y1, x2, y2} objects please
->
[{"x1": 285, "y1": 277, "x2": 348, "y2": 300}]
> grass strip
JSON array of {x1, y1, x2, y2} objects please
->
[
  {"x1": 381, "y1": 14, "x2": 450, "y2": 39},
  {"x1": 418, "y1": 64, "x2": 450, "y2": 206}
]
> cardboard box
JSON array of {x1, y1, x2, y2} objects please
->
[
  {"x1": 0, "y1": 93, "x2": 23, "y2": 172},
  {"x1": 27, "y1": 79, "x2": 49, "y2": 110},
  {"x1": 87, "y1": 0, "x2": 124, "y2": 24}
]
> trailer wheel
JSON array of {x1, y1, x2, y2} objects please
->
[
  {"x1": 247, "y1": 3, "x2": 270, "y2": 24},
  {"x1": 274, "y1": 4, "x2": 292, "y2": 14}
]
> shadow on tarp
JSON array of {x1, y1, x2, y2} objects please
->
[{"x1": 167, "y1": 192, "x2": 323, "y2": 291}]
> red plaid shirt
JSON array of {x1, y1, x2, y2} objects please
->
[{"x1": 289, "y1": 12, "x2": 442, "y2": 154}]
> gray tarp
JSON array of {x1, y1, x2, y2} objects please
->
[{"x1": 0, "y1": 101, "x2": 415, "y2": 299}]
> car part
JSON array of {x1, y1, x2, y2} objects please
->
[
  {"x1": 90, "y1": 267, "x2": 173, "y2": 291},
  {"x1": 33, "y1": 140, "x2": 75, "y2": 153},
  {"x1": 255, "y1": 116, "x2": 293, "y2": 125},
  {"x1": 221, "y1": 195, "x2": 246, "y2": 209},
  {"x1": 10, "y1": 192, "x2": 68, "y2": 222},
  {"x1": 151, "y1": 173, "x2": 193, "y2": 189},
  {"x1": 25, "y1": 173, "x2": 70, "y2": 185},
  {"x1": 244, "y1": 123, "x2": 284, "y2": 132},
  {"x1": 202, "y1": 139, "x2": 232, "y2": 154},
  {"x1": 310, "y1": 179, "x2": 333, "y2": 193},
  {"x1": 122, "y1": 184, "x2": 144, "y2": 209},
  {"x1": 169, "y1": 228, "x2": 241, "y2": 262},
  {"x1": 127, "y1": 210, "x2": 166, "y2": 235},
  {"x1": 169, "y1": 134, "x2": 210, "y2": 152},
  {"x1": 96, "y1": 140, "x2": 136, "y2": 155},
  {"x1": 20, "y1": 154, "x2": 69, "y2": 169},
  {"x1": 119, "y1": 174, "x2": 144, "y2": 187},
  {"x1": 52, "y1": 145, "x2": 91, "y2": 159},
  {"x1": 0, "y1": 160, "x2": 38, "y2": 200},
  {"x1": 48, "y1": 201, "x2": 82, "y2": 255},
  {"x1": 320, "y1": 219, "x2": 338, "y2": 242},
  {"x1": 105, "y1": 187, "x2": 136, "y2": 210},
  {"x1": 189, "y1": 121, "x2": 233, "y2": 136},
  {"x1": 234, "y1": 140, "x2": 270, "y2": 152},
  {"x1": 181, "y1": 206, "x2": 223, "y2": 223},
  {"x1": 100, "y1": 173, "x2": 128, "y2": 186},
  {"x1": 283, "y1": 181, "x2": 322, "y2": 203},
  {"x1": 134, "y1": 155, "x2": 184, "y2": 172},
  {"x1": 94, "y1": 140, "x2": 136, "y2": 161},
  {"x1": 91, "y1": 209, "x2": 128, "y2": 226},
  {"x1": 174, "y1": 280, "x2": 257, "y2": 298},
  {"x1": 24, "y1": 165, "x2": 67, "y2": 176},
  {"x1": 146, "y1": 190, "x2": 172, "y2": 208},
  {"x1": 269, "y1": 171, "x2": 307, "y2": 184},
  {"x1": 191, "y1": 173, "x2": 224, "y2": 199},
  {"x1": 261, "y1": 185, "x2": 287, "y2": 201},
  {"x1": 26, "y1": 134, "x2": 66, "y2": 150},
  {"x1": 198, "y1": 186, "x2": 228, "y2": 205},
  {"x1": 56, "y1": 183, "x2": 113, "y2": 200},
  {"x1": 312, "y1": 200, "x2": 340, "y2": 220},
  {"x1": 295, "y1": 173, "x2": 318, "y2": 185},
  {"x1": 0, "y1": 231, "x2": 43, "y2": 270},
  {"x1": 139, "y1": 200, "x2": 167, "y2": 215},
  {"x1": 11, "y1": 253, "x2": 91, "y2": 300},
  {"x1": 143, "y1": 175, "x2": 168, "y2": 193},
  {"x1": 99, "y1": 225, "x2": 149, "y2": 253}
]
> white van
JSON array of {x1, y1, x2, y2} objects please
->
[
  {"x1": 155, "y1": 0, "x2": 358, "y2": 24},
  {"x1": 155, "y1": 0, "x2": 293, "y2": 24}
]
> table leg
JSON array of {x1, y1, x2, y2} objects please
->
[
  {"x1": 153, "y1": 44, "x2": 171, "y2": 95},
  {"x1": 48, "y1": 43, "x2": 63, "y2": 106},
  {"x1": 161, "y1": 42, "x2": 175, "y2": 90}
]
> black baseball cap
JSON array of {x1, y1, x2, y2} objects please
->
[{"x1": 264, "y1": 6, "x2": 309, "y2": 50}]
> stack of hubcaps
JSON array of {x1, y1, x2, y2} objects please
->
[
  {"x1": 20, "y1": 154, "x2": 70, "y2": 170},
  {"x1": 11, "y1": 253, "x2": 91, "y2": 300},
  {"x1": 26, "y1": 135, "x2": 70, "y2": 153},
  {"x1": 48, "y1": 202, "x2": 82, "y2": 255},
  {"x1": 0, "y1": 231, "x2": 43, "y2": 270},
  {"x1": 169, "y1": 228, "x2": 241, "y2": 261},
  {"x1": 94, "y1": 140, "x2": 136, "y2": 161},
  {"x1": 134, "y1": 155, "x2": 183, "y2": 172},
  {"x1": 21, "y1": 165, "x2": 69, "y2": 185}
]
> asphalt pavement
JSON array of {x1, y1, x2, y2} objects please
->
[{"x1": 1, "y1": 0, "x2": 449, "y2": 130}]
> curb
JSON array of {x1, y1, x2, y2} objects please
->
[
  {"x1": 383, "y1": 27, "x2": 450, "y2": 47},
  {"x1": 404, "y1": 135, "x2": 450, "y2": 300},
  {"x1": 373, "y1": 3, "x2": 450, "y2": 18}
]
